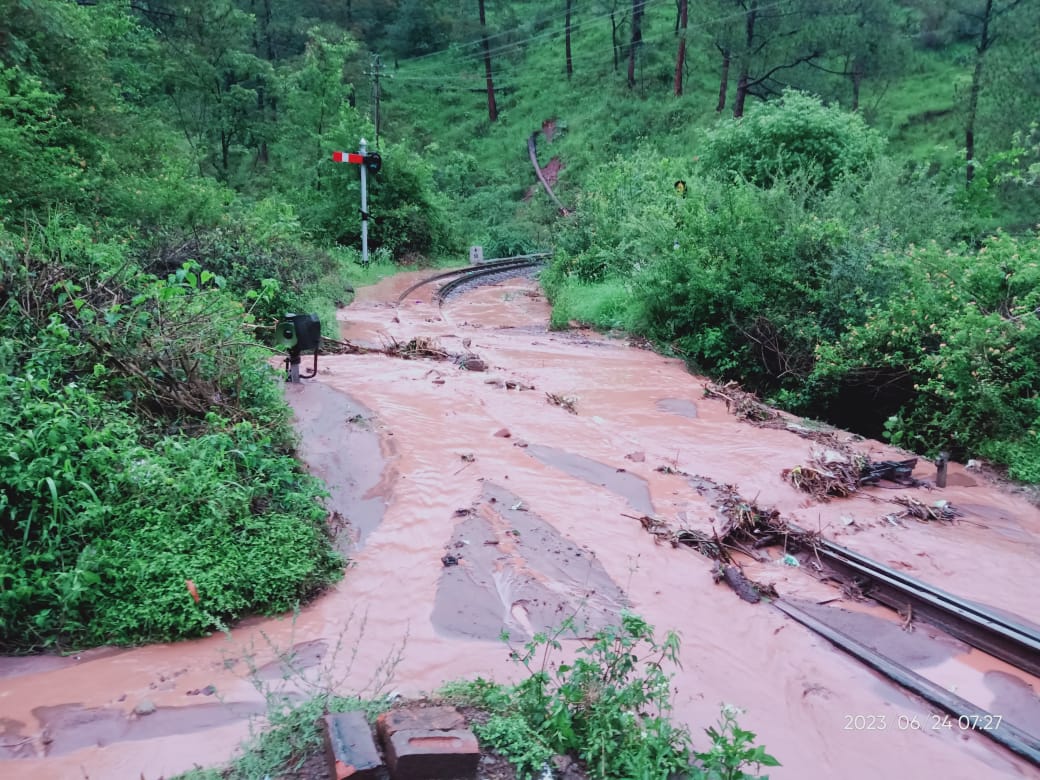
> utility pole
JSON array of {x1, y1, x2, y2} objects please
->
[{"x1": 366, "y1": 53, "x2": 389, "y2": 148}]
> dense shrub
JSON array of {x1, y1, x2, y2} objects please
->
[
  {"x1": 808, "y1": 233, "x2": 1040, "y2": 474},
  {"x1": 0, "y1": 228, "x2": 343, "y2": 650},
  {"x1": 454, "y1": 614, "x2": 778, "y2": 780},
  {"x1": 698, "y1": 91, "x2": 886, "y2": 192}
]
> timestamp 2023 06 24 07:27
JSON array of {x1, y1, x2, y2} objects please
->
[{"x1": 844, "y1": 714, "x2": 1005, "y2": 731}]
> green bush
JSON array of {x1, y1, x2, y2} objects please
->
[
  {"x1": 809, "y1": 232, "x2": 1040, "y2": 469},
  {"x1": 0, "y1": 326, "x2": 341, "y2": 648},
  {"x1": 456, "y1": 614, "x2": 778, "y2": 780},
  {"x1": 0, "y1": 225, "x2": 344, "y2": 650},
  {"x1": 698, "y1": 91, "x2": 886, "y2": 192}
]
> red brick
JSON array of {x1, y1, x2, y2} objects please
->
[
  {"x1": 385, "y1": 728, "x2": 480, "y2": 780},
  {"x1": 322, "y1": 711, "x2": 387, "y2": 780},
  {"x1": 376, "y1": 706, "x2": 467, "y2": 743}
]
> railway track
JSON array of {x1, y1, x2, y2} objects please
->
[
  {"x1": 395, "y1": 254, "x2": 549, "y2": 305},
  {"x1": 779, "y1": 531, "x2": 1040, "y2": 765}
]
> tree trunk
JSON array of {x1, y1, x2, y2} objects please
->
[
  {"x1": 965, "y1": 0, "x2": 994, "y2": 186},
  {"x1": 674, "y1": 0, "x2": 688, "y2": 96},
  {"x1": 610, "y1": 12, "x2": 620, "y2": 72},
  {"x1": 733, "y1": 1, "x2": 757, "y2": 118},
  {"x1": 734, "y1": 69, "x2": 749, "y2": 118},
  {"x1": 478, "y1": 0, "x2": 498, "y2": 122},
  {"x1": 716, "y1": 47, "x2": 730, "y2": 112},
  {"x1": 628, "y1": 0, "x2": 645, "y2": 89},
  {"x1": 565, "y1": 0, "x2": 573, "y2": 79},
  {"x1": 851, "y1": 58, "x2": 863, "y2": 111}
]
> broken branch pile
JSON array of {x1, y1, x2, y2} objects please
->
[
  {"x1": 890, "y1": 496, "x2": 962, "y2": 522},
  {"x1": 381, "y1": 335, "x2": 451, "y2": 360},
  {"x1": 546, "y1": 392, "x2": 578, "y2": 414},
  {"x1": 703, "y1": 381, "x2": 779, "y2": 422},
  {"x1": 783, "y1": 451, "x2": 920, "y2": 499}
]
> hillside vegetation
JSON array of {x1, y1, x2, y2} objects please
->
[{"x1": 1, "y1": 0, "x2": 1038, "y2": 654}]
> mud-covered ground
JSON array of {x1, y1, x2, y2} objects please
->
[{"x1": 1, "y1": 271, "x2": 1039, "y2": 779}]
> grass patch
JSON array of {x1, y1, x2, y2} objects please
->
[{"x1": 547, "y1": 277, "x2": 636, "y2": 332}]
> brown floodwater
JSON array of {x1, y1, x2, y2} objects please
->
[{"x1": 2, "y1": 271, "x2": 1040, "y2": 779}]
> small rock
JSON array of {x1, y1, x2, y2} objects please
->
[
  {"x1": 135, "y1": 699, "x2": 157, "y2": 716},
  {"x1": 457, "y1": 354, "x2": 487, "y2": 371},
  {"x1": 202, "y1": 684, "x2": 217, "y2": 696},
  {"x1": 625, "y1": 451, "x2": 646, "y2": 462},
  {"x1": 513, "y1": 440, "x2": 529, "y2": 448},
  {"x1": 441, "y1": 553, "x2": 460, "y2": 567},
  {"x1": 493, "y1": 428, "x2": 511, "y2": 438}
]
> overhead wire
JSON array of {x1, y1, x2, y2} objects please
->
[
  {"x1": 386, "y1": 1, "x2": 933, "y2": 95},
  {"x1": 390, "y1": 0, "x2": 794, "y2": 83}
]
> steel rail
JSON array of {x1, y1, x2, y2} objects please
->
[
  {"x1": 775, "y1": 600, "x2": 1040, "y2": 767},
  {"x1": 395, "y1": 253, "x2": 549, "y2": 304},
  {"x1": 795, "y1": 530, "x2": 1040, "y2": 679},
  {"x1": 434, "y1": 258, "x2": 546, "y2": 304}
]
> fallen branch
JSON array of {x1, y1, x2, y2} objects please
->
[
  {"x1": 890, "y1": 496, "x2": 961, "y2": 522},
  {"x1": 546, "y1": 392, "x2": 578, "y2": 414}
]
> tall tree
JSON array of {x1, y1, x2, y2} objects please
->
[
  {"x1": 478, "y1": 0, "x2": 498, "y2": 121},
  {"x1": 705, "y1": 0, "x2": 824, "y2": 118},
  {"x1": 565, "y1": 0, "x2": 574, "y2": 79},
  {"x1": 627, "y1": 0, "x2": 646, "y2": 89},
  {"x1": 960, "y1": 0, "x2": 1026, "y2": 185},
  {"x1": 674, "y1": 0, "x2": 688, "y2": 96}
]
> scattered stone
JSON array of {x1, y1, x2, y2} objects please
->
[
  {"x1": 493, "y1": 428, "x2": 511, "y2": 438},
  {"x1": 134, "y1": 699, "x2": 156, "y2": 716},
  {"x1": 552, "y1": 754, "x2": 586, "y2": 780},
  {"x1": 513, "y1": 440, "x2": 529, "y2": 448},
  {"x1": 456, "y1": 354, "x2": 486, "y2": 371},
  {"x1": 441, "y1": 554, "x2": 460, "y2": 567},
  {"x1": 323, "y1": 711, "x2": 387, "y2": 780},
  {"x1": 459, "y1": 453, "x2": 475, "y2": 463},
  {"x1": 625, "y1": 451, "x2": 646, "y2": 462}
]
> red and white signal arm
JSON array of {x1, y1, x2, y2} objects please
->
[{"x1": 332, "y1": 151, "x2": 365, "y2": 164}]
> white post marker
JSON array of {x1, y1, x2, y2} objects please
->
[
  {"x1": 331, "y1": 138, "x2": 372, "y2": 265},
  {"x1": 359, "y1": 137, "x2": 369, "y2": 266}
]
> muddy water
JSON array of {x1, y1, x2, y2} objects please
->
[{"x1": 3, "y1": 273, "x2": 1040, "y2": 779}]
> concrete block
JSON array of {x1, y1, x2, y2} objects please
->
[
  {"x1": 384, "y1": 728, "x2": 480, "y2": 780},
  {"x1": 376, "y1": 705, "x2": 467, "y2": 743},
  {"x1": 322, "y1": 711, "x2": 387, "y2": 780}
]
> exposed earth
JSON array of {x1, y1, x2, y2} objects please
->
[{"x1": 1, "y1": 271, "x2": 1039, "y2": 779}]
